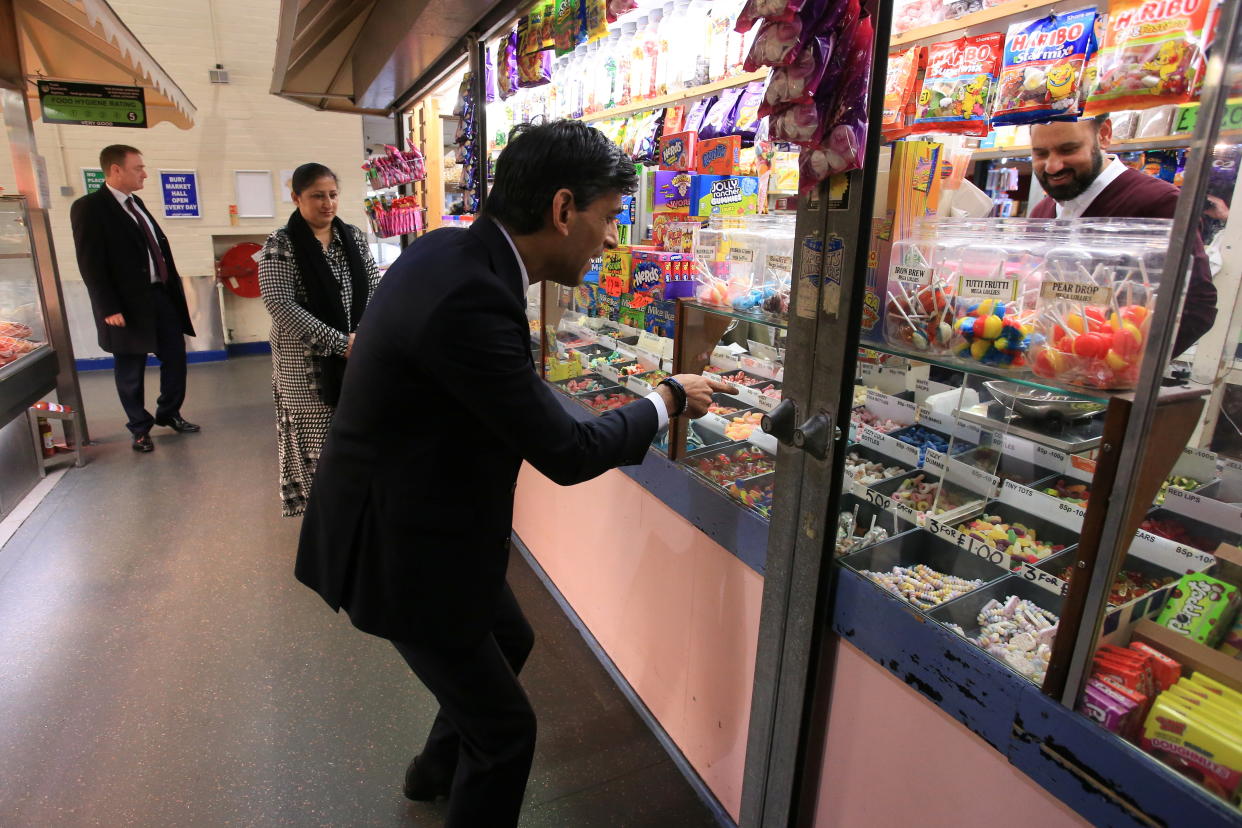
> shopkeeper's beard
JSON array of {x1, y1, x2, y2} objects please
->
[{"x1": 1038, "y1": 145, "x2": 1107, "y2": 202}]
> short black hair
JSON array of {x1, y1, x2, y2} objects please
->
[
  {"x1": 483, "y1": 120, "x2": 637, "y2": 234},
  {"x1": 291, "y1": 163, "x2": 338, "y2": 195},
  {"x1": 100, "y1": 145, "x2": 140, "y2": 173}
]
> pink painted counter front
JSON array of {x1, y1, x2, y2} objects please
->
[{"x1": 513, "y1": 463, "x2": 1087, "y2": 825}]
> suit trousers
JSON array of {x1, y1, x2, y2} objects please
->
[
  {"x1": 113, "y1": 283, "x2": 187, "y2": 436},
  {"x1": 392, "y1": 581, "x2": 536, "y2": 828}
]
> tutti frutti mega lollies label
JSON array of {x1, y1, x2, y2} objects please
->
[{"x1": 993, "y1": 7, "x2": 1099, "y2": 126}]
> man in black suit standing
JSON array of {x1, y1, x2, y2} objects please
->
[
  {"x1": 70, "y1": 145, "x2": 200, "y2": 452},
  {"x1": 296, "y1": 120, "x2": 734, "y2": 827}
]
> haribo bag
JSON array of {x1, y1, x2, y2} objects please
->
[
  {"x1": 1084, "y1": 0, "x2": 1211, "y2": 116},
  {"x1": 912, "y1": 33, "x2": 1003, "y2": 137},
  {"x1": 992, "y1": 8, "x2": 1099, "y2": 126}
]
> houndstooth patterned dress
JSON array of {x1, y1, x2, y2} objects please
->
[{"x1": 258, "y1": 224, "x2": 381, "y2": 516}]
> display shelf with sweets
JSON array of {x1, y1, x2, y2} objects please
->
[{"x1": 578, "y1": 69, "x2": 770, "y2": 125}]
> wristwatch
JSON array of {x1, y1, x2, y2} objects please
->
[{"x1": 658, "y1": 376, "x2": 689, "y2": 417}]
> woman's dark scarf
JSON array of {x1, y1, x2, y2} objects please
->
[{"x1": 285, "y1": 209, "x2": 369, "y2": 405}]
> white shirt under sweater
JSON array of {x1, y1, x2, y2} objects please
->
[{"x1": 1053, "y1": 156, "x2": 1129, "y2": 219}]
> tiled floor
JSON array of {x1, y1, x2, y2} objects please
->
[{"x1": 0, "y1": 355, "x2": 719, "y2": 827}]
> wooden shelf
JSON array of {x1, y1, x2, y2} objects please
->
[
  {"x1": 578, "y1": 70, "x2": 768, "y2": 124},
  {"x1": 970, "y1": 134, "x2": 1194, "y2": 161},
  {"x1": 891, "y1": 0, "x2": 1061, "y2": 47}
]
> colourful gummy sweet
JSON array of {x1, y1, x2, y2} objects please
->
[
  {"x1": 692, "y1": 447, "x2": 776, "y2": 486},
  {"x1": 729, "y1": 481, "x2": 773, "y2": 517},
  {"x1": 725, "y1": 411, "x2": 764, "y2": 441},
  {"x1": 1043, "y1": 479, "x2": 1090, "y2": 506},
  {"x1": 583, "y1": 392, "x2": 634, "y2": 412},
  {"x1": 718, "y1": 370, "x2": 763, "y2": 387},
  {"x1": 956, "y1": 514, "x2": 1065, "y2": 565},
  {"x1": 708, "y1": 402, "x2": 741, "y2": 416},
  {"x1": 1140, "y1": 516, "x2": 1213, "y2": 552},
  {"x1": 1054, "y1": 564, "x2": 1175, "y2": 606},
  {"x1": 1153, "y1": 476, "x2": 1203, "y2": 506},
  {"x1": 564, "y1": 377, "x2": 605, "y2": 394}
]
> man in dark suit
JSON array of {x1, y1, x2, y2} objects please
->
[
  {"x1": 295, "y1": 120, "x2": 733, "y2": 827},
  {"x1": 1028, "y1": 117, "x2": 1217, "y2": 357},
  {"x1": 70, "y1": 144, "x2": 200, "y2": 452}
]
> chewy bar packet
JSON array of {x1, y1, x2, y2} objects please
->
[
  {"x1": 1080, "y1": 679, "x2": 1137, "y2": 736},
  {"x1": 912, "y1": 33, "x2": 1003, "y2": 137},
  {"x1": 1127, "y1": 641, "x2": 1182, "y2": 691},
  {"x1": 1098, "y1": 676, "x2": 1151, "y2": 739},
  {"x1": 992, "y1": 8, "x2": 1099, "y2": 126},
  {"x1": 1093, "y1": 652, "x2": 1154, "y2": 699},
  {"x1": 1156, "y1": 573, "x2": 1242, "y2": 648},
  {"x1": 1084, "y1": 0, "x2": 1211, "y2": 116},
  {"x1": 1142, "y1": 698, "x2": 1242, "y2": 802},
  {"x1": 1219, "y1": 612, "x2": 1242, "y2": 660}
]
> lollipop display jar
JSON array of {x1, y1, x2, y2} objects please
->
[{"x1": 693, "y1": 215, "x2": 795, "y2": 318}]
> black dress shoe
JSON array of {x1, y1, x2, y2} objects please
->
[
  {"x1": 403, "y1": 755, "x2": 452, "y2": 802},
  {"x1": 154, "y1": 415, "x2": 200, "y2": 433},
  {"x1": 132, "y1": 434, "x2": 154, "y2": 452}
]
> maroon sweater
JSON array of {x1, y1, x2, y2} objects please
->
[{"x1": 1031, "y1": 168, "x2": 1216, "y2": 357}]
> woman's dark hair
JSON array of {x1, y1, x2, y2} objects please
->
[
  {"x1": 291, "y1": 163, "x2": 338, "y2": 195},
  {"x1": 483, "y1": 120, "x2": 637, "y2": 234}
]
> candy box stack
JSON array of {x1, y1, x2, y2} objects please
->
[
  {"x1": 658, "y1": 131, "x2": 698, "y2": 171},
  {"x1": 632, "y1": 248, "x2": 693, "y2": 299},
  {"x1": 692, "y1": 175, "x2": 761, "y2": 218},
  {"x1": 696, "y1": 136, "x2": 742, "y2": 175},
  {"x1": 1141, "y1": 680, "x2": 1242, "y2": 803},
  {"x1": 652, "y1": 170, "x2": 695, "y2": 247},
  {"x1": 598, "y1": 248, "x2": 632, "y2": 298}
]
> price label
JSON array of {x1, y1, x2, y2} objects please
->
[
  {"x1": 710, "y1": 354, "x2": 742, "y2": 373},
  {"x1": 597, "y1": 334, "x2": 618, "y2": 350},
  {"x1": 1164, "y1": 486, "x2": 1242, "y2": 535},
  {"x1": 598, "y1": 364, "x2": 622, "y2": 384},
  {"x1": 1000, "y1": 480, "x2": 1084, "y2": 530},
  {"x1": 748, "y1": 340, "x2": 781, "y2": 362},
  {"x1": 1130, "y1": 529, "x2": 1216, "y2": 573},
  {"x1": 895, "y1": 398, "x2": 919, "y2": 417},
  {"x1": 637, "y1": 331, "x2": 664, "y2": 354},
  {"x1": 766, "y1": 254, "x2": 793, "y2": 276},
  {"x1": 748, "y1": 429, "x2": 778, "y2": 454},
  {"x1": 892, "y1": 264, "x2": 931, "y2": 285},
  {"x1": 1018, "y1": 563, "x2": 1068, "y2": 596},
  {"x1": 752, "y1": 392, "x2": 780, "y2": 413},
  {"x1": 728, "y1": 246, "x2": 756, "y2": 263},
  {"x1": 634, "y1": 347, "x2": 663, "y2": 368},
  {"x1": 740, "y1": 355, "x2": 780, "y2": 380},
  {"x1": 626, "y1": 376, "x2": 653, "y2": 396},
  {"x1": 1173, "y1": 445, "x2": 1219, "y2": 482},
  {"x1": 956, "y1": 274, "x2": 1019, "y2": 301},
  {"x1": 1040, "y1": 281, "x2": 1113, "y2": 305},
  {"x1": 891, "y1": 499, "x2": 922, "y2": 522},
  {"x1": 861, "y1": 427, "x2": 920, "y2": 466},
  {"x1": 862, "y1": 487, "x2": 891, "y2": 507}
]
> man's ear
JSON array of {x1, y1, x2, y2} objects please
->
[
  {"x1": 1097, "y1": 118, "x2": 1113, "y2": 151},
  {"x1": 550, "y1": 188, "x2": 575, "y2": 236}
]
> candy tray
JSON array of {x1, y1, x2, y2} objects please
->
[
  {"x1": 954, "y1": 446, "x2": 1060, "y2": 489},
  {"x1": 839, "y1": 527, "x2": 1010, "y2": 599},
  {"x1": 842, "y1": 443, "x2": 915, "y2": 493},
  {"x1": 836, "y1": 493, "x2": 916, "y2": 558},
  {"x1": 1036, "y1": 550, "x2": 1182, "y2": 609},
  {"x1": 1142, "y1": 507, "x2": 1239, "y2": 554},
  {"x1": 887, "y1": 424, "x2": 976, "y2": 463},
  {"x1": 943, "y1": 501, "x2": 1081, "y2": 571},
  {"x1": 955, "y1": 403, "x2": 1104, "y2": 454},
  {"x1": 553, "y1": 373, "x2": 620, "y2": 396},
  {"x1": 866, "y1": 469, "x2": 986, "y2": 522}
]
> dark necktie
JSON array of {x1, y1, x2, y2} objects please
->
[{"x1": 125, "y1": 197, "x2": 168, "y2": 283}]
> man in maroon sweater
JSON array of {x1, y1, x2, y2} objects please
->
[{"x1": 1029, "y1": 117, "x2": 1217, "y2": 357}]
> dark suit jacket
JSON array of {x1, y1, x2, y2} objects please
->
[
  {"x1": 69, "y1": 187, "x2": 195, "y2": 354},
  {"x1": 1031, "y1": 168, "x2": 1216, "y2": 357},
  {"x1": 296, "y1": 216, "x2": 659, "y2": 646}
]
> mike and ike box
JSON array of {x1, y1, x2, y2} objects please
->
[{"x1": 691, "y1": 175, "x2": 760, "y2": 218}]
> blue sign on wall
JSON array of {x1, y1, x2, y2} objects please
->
[{"x1": 160, "y1": 170, "x2": 199, "y2": 218}]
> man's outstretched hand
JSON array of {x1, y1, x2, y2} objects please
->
[{"x1": 657, "y1": 374, "x2": 739, "y2": 419}]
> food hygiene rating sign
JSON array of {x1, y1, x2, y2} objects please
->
[{"x1": 37, "y1": 81, "x2": 145, "y2": 128}]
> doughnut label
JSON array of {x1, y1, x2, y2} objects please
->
[
  {"x1": 956, "y1": 274, "x2": 1019, "y2": 301},
  {"x1": 1041, "y1": 281, "x2": 1114, "y2": 305}
]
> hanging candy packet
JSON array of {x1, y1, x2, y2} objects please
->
[
  {"x1": 497, "y1": 29, "x2": 519, "y2": 100},
  {"x1": 912, "y1": 33, "x2": 1003, "y2": 136},
  {"x1": 760, "y1": 33, "x2": 833, "y2": 116},
  {"x1": 734, "y1": 82, "x2": 767, "y2": 143},
  {"x1": 606, "y1": 0, "x2": 638, "y2": 25},
  {"x1": 538, "y1": 0, "x2": 557, "y2": 49},
  {"x1": 743, "y1": 17, "x2": 806, "y2": 71},
  {"x1": 799, "y1": 15, "x2": 874, "y2": 188},
  {"x1": 992, "y1": 8, "x2": 1098, "y2": 126},
  {"x1": 736, "y1": 0, "x2": 807, "y2": 33},
  {"x1": 882, "y1": 47, "x2": 921, "y2": 141},
  {"x1": 684, "y1": 96, "x2": 717, "y2": 135},
  {"x1": 517, "y1": 15, "x2": 551, "y2": 89},
  {"x1": 553, "y1": 0, "x2": 579, "y2": 56},
  {"x1": 1084, "y1": 0, "x2": 1211, "y2": 116},
  {"x1": 700, "y1": 88, "x2": 747, "y2": 140}
]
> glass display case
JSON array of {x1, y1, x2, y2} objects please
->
[{"x1": 0, "y1": 197, "x2": 49, "y2": 373}]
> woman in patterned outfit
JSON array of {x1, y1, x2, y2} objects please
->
[{"x1": 258, "y1": 164, "x2": 381, "y2": 516}]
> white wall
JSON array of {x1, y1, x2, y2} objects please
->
[{"x1": 8, "y1": 0, "x2": 368, "y2": 352}]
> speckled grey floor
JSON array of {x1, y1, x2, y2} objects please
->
[{"x1": 0, "y1": 355, "x2": 719, "y2": 827}]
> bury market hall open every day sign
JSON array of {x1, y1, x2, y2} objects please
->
[
  {"x1": 38, "y1": 81, "x2": 145, "y2": 128},
  {"x1": 159, "y1": 171, "x2": 200, "y2": 218}
]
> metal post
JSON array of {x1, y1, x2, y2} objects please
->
[
  {"x1": 1057, "y1": 1, "x2": 1242, "y2": 705},
  {"x1": 467, "y1": 33, "x2": 488, "y2": 207}
]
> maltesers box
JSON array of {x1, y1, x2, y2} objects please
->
[
  {"x1": 692, "y1": 175, "x2": 760, "y2": 217},
  {"x1": 696, "y1": 135, "x2": 742, "y2": 175},
  {"x1": 652, "y1": 170, "x2": 695, "y2": 213},
  {"x1": 658, "y1": 131, "x2": 698, "y2": 171}
]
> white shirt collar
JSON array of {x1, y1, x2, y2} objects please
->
[
  {"x1": 493, "y1": 220, "x2": 531, "y2": 296},
  {"x1": 106, "y1": 183, "x2": 135, "y2": 207},
  {"x1": 1054, "y1": 156, "x2": 1128, "y2": 219}
]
